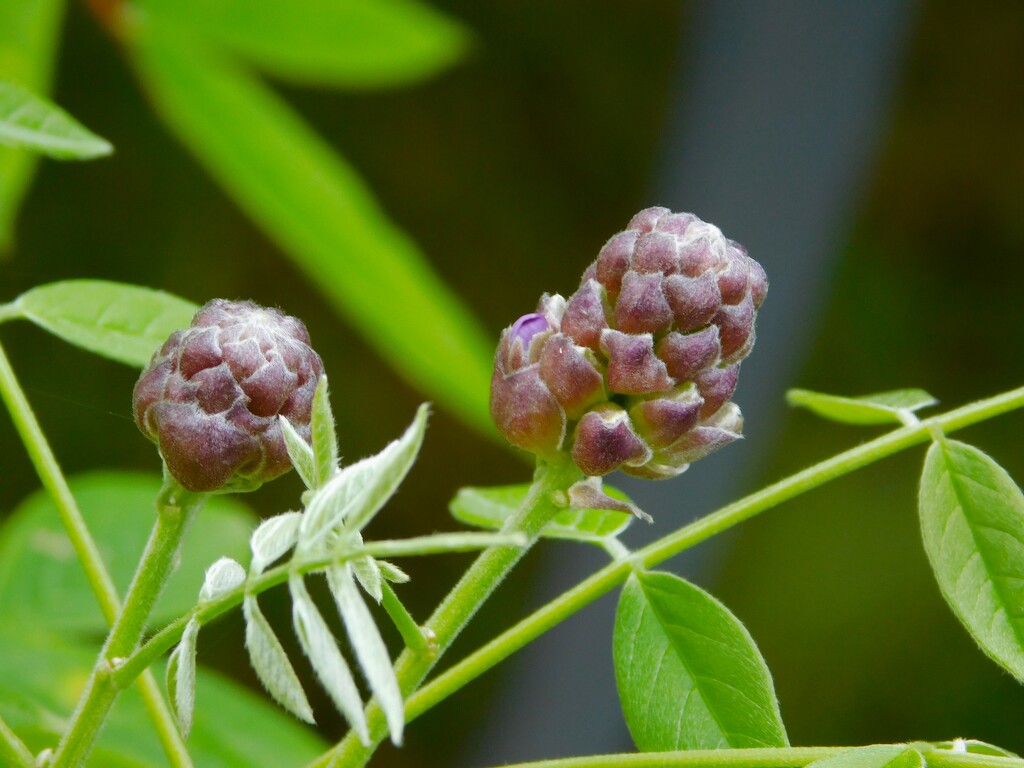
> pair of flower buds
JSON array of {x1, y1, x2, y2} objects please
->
[{"x1": 133, "y1": 208, "x2": 765, "y2": 493}]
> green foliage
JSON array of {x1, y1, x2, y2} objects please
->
[
  {"x1": 919, "y1": 438, "x2": 1024, "y2": 681},
  {"x1": 133, "y1": 0, "x2": 469, "y2": 87},
  {"x1": 129, "y1": 19, "x2": 494, "y2": 435},
  {"x1": 6, "y1": 280, "x2": 197, "y2": 366},
  {"x1": 0, "y1": 471, "x2": 254, "y2": 633},
  {"x1": 450, "y1": 483, "x2": 634, "y2": 544},
  {"x1": 0, "y1": 78, "x2": 111, "y2": 159},
  {"x1": 0, "y1": 627, "x2": 326, "y2": 766},
  {"x1": 610, "y1": 573, "x2": 786, "y2": 753},
  {"x1": 613, "y1": 570, "x2": 788, "y2": 751},
  {"x1": 0, "y1": 0, "x2": 65, "y2": 248},
  {"x1": 788, "y1": 388, "x2": 937, "y2": 426}
]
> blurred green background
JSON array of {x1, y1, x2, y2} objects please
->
[{"x1": 1, "y1": 1, "x2": 1023, "y2": 766}]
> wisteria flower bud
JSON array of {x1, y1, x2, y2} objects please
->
[
  {"x1": 490, "y1": 207, "x2": 767, "y2": 481},
  {"x1": 133, "y1": 299, "x2": 324, "y2": 493}
]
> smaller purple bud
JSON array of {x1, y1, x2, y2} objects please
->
[
  {"x1": 600, "y1": 330, "x2": 674, "y2": 395},
  {"x1": 539, "y1": 334, "x2": 606, "y2": 420},
  {"x1": 489, "y1": 365, "x2": 566, "y2": 457},
  {"x1": 511, "y1": 312, "x2": 550, "y2": 349},
  {"x1": 594, "y1": 231, "x2": 637, "y2": 296},
  {"x1": 717, "y1": 247, "x2": 751, "y2": 305},
  {"x1": 714, "y1": 294, "x2": 755, "y2": 362},
  {"x1": 662, "y1": 272, "x2": 721, "y2": 332},
  {"x1": 631, "y1": 231, "x2": 679, "y2": 274},
  {"x1": 654, "y1": 212, "x2": 697, "y2": 236},
  {"x1": 562, "y1": 279, "x2": 611, "y2": 350},
  {"x1": 629, "y1": 386, "x2": 703, "y2": 449},
  {"x1": 627, "y1": 206, "x2": 670, "y2": 233},
  {"x1": 654, "y1": 402, "x2": 743, "y2": 466},
  {"x1": 695, "y1": 363, "x2": 740, "y2": 418},
  {"x1": 656, "y1": 326, "x2": 722, "y2": 381},
  {"x1": 571, "y1": 405, "x2": 652, "y2": 476},
  {"x1": 615, "y1": 271, "x2": 673, "y2": 335},
  {"x1": 749, "y1": 257, "x2": 768, "y2": 308},
  {"x1": 498, "y1": 312, "x2": 553, "y2": 373}
]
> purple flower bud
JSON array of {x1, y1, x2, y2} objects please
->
[
  {"x1": 662, "y1": 272, "x2": 721, "y2": 331},
  {"x1": 133, "y1": 300, "x2": 323, "y2": 493},
  {"x1": 615, "y1": 271, "x2": 673, "y2": 335},
  {"x1": 489, "y1": 207, "x2": 766, "y2": 485},
  {"x1": 594, "y1": 231, "x2": 636, "y2": 297},
  {"x1": 571, "y1": 405, "x2": 652, "y2": 476},
  {"x1": 511, "y1": 313, "x2": 550, "y2": 349},
  {"x1": 562, "y1": 279, "x2": 610, "y2": 350},
  {"x1": 629, "y1": 386, "x2": 703, "y2": 449},
  {"x1": 656, "y1": 327, "x2": 722, "y2": 381},
  {"x1": 538, "y1": 334, "x2": 606, "y2": 420},
  {"x1": 489, "y1": 365, "x2": 566, "y2": 457},
  {"x1": 601, "y1": 330, "x2": 674, "y2": 395}
]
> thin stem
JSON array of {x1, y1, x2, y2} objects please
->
[
  {"x1": 318, "y1": 455, "x2": 582, "y2": 768},
  {"x1": 380, "y1": 582, "x2": 432, "y2": 656},
  {"x1": 113, "y1": 532, "x2": 528, "y2": 689},
  {"x1": 487, "y1": 747, "x2": 844, "y2": 768},
  {"x1": 391, "y1": 383, "x2": 1024, "y2": 754},
  {"x1": 0, "y1": 303, "x2": 19, "y2": 323},
  {"x1": 0, "y1": 339, "x2": 193, "y2": 765},
  {"x1": 0, "y1": 716, "x2": 33, "y2": 768},
  {"x1": 485, "y1": 747, "x2": 1024, "y2": 768},
  {"x1": 50, "y1": 478, "x2": 205, "y2": 768},
  {"x1": 926, "y1": 753, "x2": 1024, "y2": 768}
]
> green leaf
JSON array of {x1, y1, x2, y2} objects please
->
[
  {"x1": 167, "y1": 617, "x2": 200, "y2": 737},
  {"x1": 244, "y1": 594, "x2": 316, "y2": 724},
  {"x1": 805, "y1": 746, "x2": 924, "y2": 768},
  {"x1": 10, "y1": 280, "x2": 197, "y2": 366},
  {"x1": 280, "y1": 415, "x2": 317, "y2": 490},
  {"x1": 135, "y1": 0, "x2": 468, "y2": 88},
  {"x1": 300, "y1": 403, "x2": 429, "y2": 542},
  {"x1": 0, "y1": 78, "x2": 112, "y2": 159},
  {"x1": 0, "y1": 0, "x2": 65, "y2": 249},
  {"x1": 787, "y1": 388, "x2": 937, "y2": 426},
  {"x1": 131, "y1": 22, "x2": 494, "y2": 436},
  {"x1": 919, "y1": 438, "x2": 1024, "y2": 681},
  {"x1": 613, "y1": 571, "x2": 788, "y2": 751},
  {"x1": 450, "y1": 483, "x2": 634, "y2": 543},
  {"x1": 291, "y1": 576, "x2": 368, "y2": 734},
  {"x1": 0, "y1": 471, "x2": 254, "y2": 634},
  {"x1": 327, "y1": 565, "x2": 402, "y2": 744},
  {"x1": 310, "y1": 375, "x2": 339, "y2": 488},
  {"x1": 0, "y1": 627, "x2": 326, "y2": 766}
]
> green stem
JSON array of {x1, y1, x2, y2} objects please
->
[
  {"x1": 0, "y1": 303, "x2": 19, "y2": 323},
  {"x1": 341, "y1": 383, "x2": 1024, "y2": 767},
  {"x1": 484, "y1": 747, "x2": 1024, "y2": 768},
  {"x1": 316, "y1": 455, "x2": 582, "y2": 767},
  {"x1": 50, "y1": 478, "x2": 205, "y2": 768},
  {"x1": 380, "y1": 582, "x2": 432, "y2": 656},
  {"x1": 487, "y1": 747, "x2": 844, "y2": 768},
  {"x1": 0, "y1": 716, "x2": 33, "y2": 767},
  {"x1": 0, "y1": 339, "x2": 193, "y2": 766}
]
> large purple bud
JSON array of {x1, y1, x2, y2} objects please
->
[
  {"x1": 490, "y1": 207, "x2": 766, "y2": 479},
  {"x1": 133, "y1": 299, "x2": 324, "y2": 492}
]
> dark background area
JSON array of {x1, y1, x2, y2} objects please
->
[{"x1": 2, "y1": 1, "x2": 1023, "y2": 765}]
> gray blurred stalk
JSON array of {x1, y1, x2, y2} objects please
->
[{"x1": 467, "y1": 2, "x2": 914, "y2": 764}]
